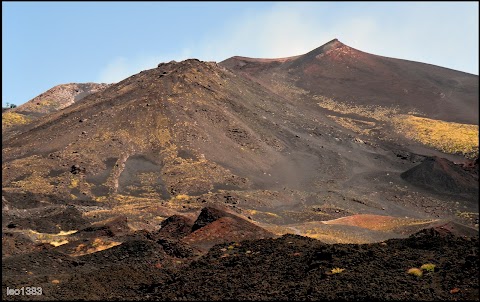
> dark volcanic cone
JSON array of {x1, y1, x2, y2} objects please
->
[
  {"x1": 156, "y1": 214, "x2": 194, "y2": 239},
  {"x1": 401, "y1": 156, "x2": 479, "y2": 198},
  {"x1": 76, "y1": 239, "x2": 165, "y2": 265},
  {"x1": 191, "y1": 206, "x2": 236, "y2": 232}
]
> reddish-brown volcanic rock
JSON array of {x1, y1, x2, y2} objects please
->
[
  {"x1": 191, "y1": 206, "x2": 237, "y2": 232},
  {"x1": 183, "y1": 216, "x2": 274, "y2": 250},
  {"x1": 156, "y1": 214, "x2": 194, "y2": 239},
  {"x1": 182, "y1": 207, "x2": 274, "y2": 250}
]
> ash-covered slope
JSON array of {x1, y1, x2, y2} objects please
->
[
  {"x1": 6, "y1": 58, "x2": 411, "y2": 205},
  {"x1": 2, "y1": 57, "x2": 478, "y2": 247},
  {"x1": 3, "y1": 59, "x2": 332, "y2": 200},
  {"x1": 221, "y1": 38, "x2": 479, "y2": 125}
]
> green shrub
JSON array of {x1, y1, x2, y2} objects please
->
[
  {"x1": 420, "y1": 263, "x2": 436, "y2": 272},
  {"x1": 407, "y1": 267, "x2": 423, "y2": 277},
  {"x1": 331, "y1": 267, "x2": 345, "y2": 274}
]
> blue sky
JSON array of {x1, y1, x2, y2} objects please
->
[{"x1": 2, "y1": 2, "x2": 479, "y2": 107}]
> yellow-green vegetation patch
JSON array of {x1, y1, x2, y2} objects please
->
[
  {"x1": 21, "y1": 229, "x2": 78, "y2": 246},
  {"x1": 420, "y1": 263, "x2": 436, "y2": 272},
  {"x1": 330, "y1": 267, "x2": 345, "y2": 274},
  {"x1": 11, "y1": 172, "x2": 55, "y2": 194},
  {"x1": 407, "y1": 267, "x2": 423, "y2": 277},
  {"x1": 94, "y1": 196, "x2": 111, "y2": 203},
  {"x1": 299, "y1": 222, "x2": 370, "y2": 244},
  {"x1": 315, "y1": 95, "x2": 401, "y2": 121},
  {"x1": 456, "y1": 211, "x2": 477, "y2": 217},
  {"x1": 70, "y1": 178, "x2": 79, "y2": 188},
  {"x1": 315, "y1": 95, "x2": 478, "y2": 158},
  {"x1": 455, "y1": 211, "x2": 478, "y2": 226},
  {"x1": 243, "y1": 209, "x2": 284, "y2": 224},
  {"x1": 20, "y1": 99, "x2": 62, "y2": 114},
  {"x1": 70, "y1": 238, "x2": 122, "y2": 257},
  {"x1": 49, "y1": 239, "x2": 69, "y2": 247},
  {"x1": 3, "y1": 155, "x2": 61, "y2": 194},
  {"x1": 113, "y1": 194, "x2": 156, "y2": 204},
  {"x1": 175, "y1": 194, "x2": 190, "y2": 200},
  {"x1": 394, "y1": 115, "x2": 478, "y2": 158},
  {"x1": 327, "y1": 115, "x2": 379, "y2": 136},
  {"x1": 2, "y1": 111, "x2": 31, "y2": 128}
]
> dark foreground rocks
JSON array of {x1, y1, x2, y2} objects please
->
[
  {"x1": 2, "y1": 228, "x2": 478, "y2": 301},
  {"x1": 147, "y1": 229, "x2": 479, "y2": 301}
]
